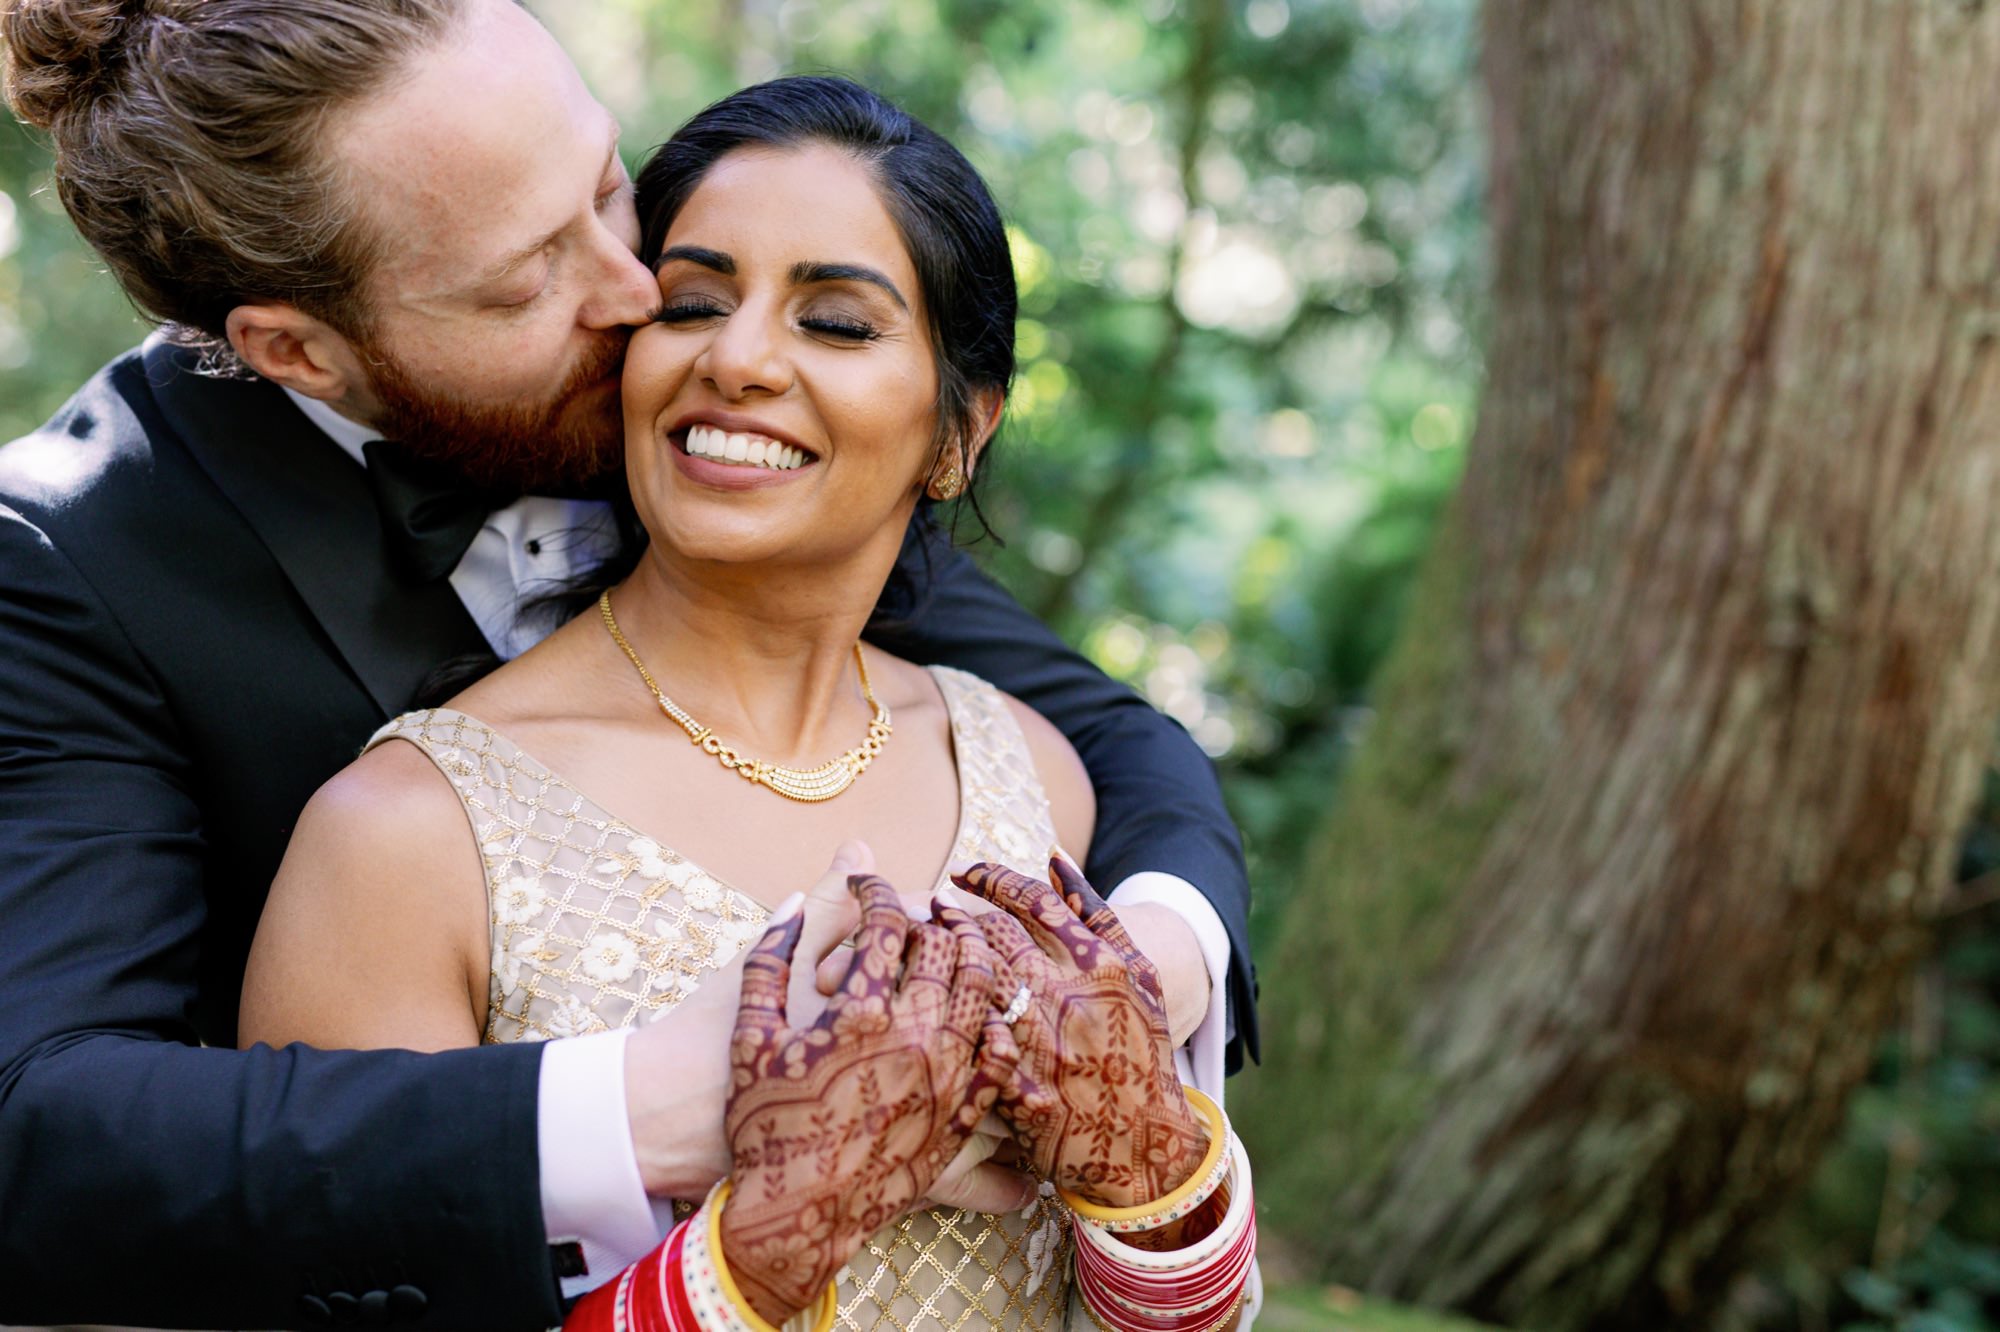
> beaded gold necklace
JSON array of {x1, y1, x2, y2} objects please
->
[{"x1": 598, "y1": 591, "x2": 892, "y2": 803}]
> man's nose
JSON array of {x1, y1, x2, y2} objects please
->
[{"x1": 580, "y1": 233, "x2": 660, "y2": 330}]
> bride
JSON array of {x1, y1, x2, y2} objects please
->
[{"x1": 242, "y1": 76, "x2": 1253, "y2": 1331}]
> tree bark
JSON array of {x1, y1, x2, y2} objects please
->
[{"x1": 1240, "y1": 4, "x2": 2000, "y2": 1328}]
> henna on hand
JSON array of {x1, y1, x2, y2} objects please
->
[
  {"x1": 720, "y1": 875, "x2": 1020, "y2": 1324},
  {"x1": 946, "y1": 858, "x2": 1210, "y2": 1212}
]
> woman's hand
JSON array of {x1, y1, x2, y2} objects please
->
[
  {"x1": 719, "y1": 875, "x2": 1020, "y2": 1324},
  {"x1": 948, "y1": 857, "x2": 1210, "y2": 1212}
]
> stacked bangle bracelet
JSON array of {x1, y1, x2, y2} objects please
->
[
  {"x1": 562, "y1": 1180, "x2": 837, "y2": 1332},
  {"x1": 567, "y1": 1088, "x2": 1254, "y2": 1332},
  {"x1": 1060, "y1": 1090, "x2": 1257, "y2": 1332}
]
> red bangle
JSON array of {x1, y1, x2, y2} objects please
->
[
  {"x1": 1074, "y1": 1213, "x2": 1256, "y2": 1329},
  {"x1": 562, "y1": 1214, "x2": 700, "y2": 1332}
]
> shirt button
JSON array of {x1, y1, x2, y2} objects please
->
[
  {"x1": 388, "y1": 1285, "x2": 429, "y2": 1320},
  {"x1": 525, "y1": 538, "x2": 543, "y2": 556}
]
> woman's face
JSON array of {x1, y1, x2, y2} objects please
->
[{"x1": 622, "y1": 143, "x2": 941, "y2": 577}]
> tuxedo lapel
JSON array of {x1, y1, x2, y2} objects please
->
[{"x1": 140, "y1": 337, "x2": 490, "y2": 715}]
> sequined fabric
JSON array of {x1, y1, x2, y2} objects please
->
[{"x1": 368, "y1": 665, "x2": 1074, "y2": 1330}]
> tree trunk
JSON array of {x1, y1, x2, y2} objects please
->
[{"x1": 1240, "y1": 4, "x2": 2000, "y2": 1328}]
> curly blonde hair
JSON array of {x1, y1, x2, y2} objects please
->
[{"x1": 2, "y1": 0, "x2": 466, "y2": 347}]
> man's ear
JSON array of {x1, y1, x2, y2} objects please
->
[{"x1": 224, "y1": 303, "x2": 371, "y2": 405}]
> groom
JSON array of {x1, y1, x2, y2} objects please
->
[{"x1": 0, "y1": 0, "x2": 1255, "y2": 1327}]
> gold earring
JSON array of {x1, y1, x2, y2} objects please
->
[{"x1": 934, "y1": 463, "x2": 964, "y2": 500}]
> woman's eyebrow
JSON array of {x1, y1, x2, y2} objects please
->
[
  {"x1": 791, "y1": 261, "x2": 908, "y2": 310},
  {"x1": 658, "y1": 245, "x2": 734, "y2": 274},
  {"x1": 656, "y1": 248, "x2": 907, "y2": 310}
]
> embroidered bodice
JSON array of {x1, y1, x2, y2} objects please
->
[{"x1": 368, "y1": 665, "x2": 1074, "y2": 1330}]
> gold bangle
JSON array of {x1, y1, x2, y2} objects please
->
[
  {"x1": 1058, "y1": 1087, "x2": 1229, "y2": 1230},
  {"x1": 705, "y1": 1179, "x2": 839, "y2": 1332}
]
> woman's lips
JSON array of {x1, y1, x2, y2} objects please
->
[{"x1": 669, "y1": 425, "x2": 817, "y2": 491}]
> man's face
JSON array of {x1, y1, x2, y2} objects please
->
[{"x1": 329, "y1": 0, "x2": 658, "y2": 492}]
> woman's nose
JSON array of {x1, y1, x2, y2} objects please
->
[{"x1": 700, "y1": 309, "x2": 793, "y2": 400}]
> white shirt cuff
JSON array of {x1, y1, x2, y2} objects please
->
[
  {"x1": 538, "y1": 1029, "x2": 672, "y2": 1298},
  {"x1": 1106, "y1": 871, "x2": 1232, "y2": 1109}
]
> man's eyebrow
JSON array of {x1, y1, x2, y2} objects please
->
[
  {"x1": 658, "y1": 245, "x2": 735, "y2": 275},
  {"x1": 471, "y1": 126, "x2": 624, "y2": 289},
  {"x1": 791, "y1": 261, "x2": 907, "y2": 310}
]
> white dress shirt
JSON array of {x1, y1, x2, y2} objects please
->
[{"x1": 287, "y1": 390, "x2": 1235, "y2": 1295}]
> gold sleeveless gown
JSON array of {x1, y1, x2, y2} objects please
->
[{"x1": 367, "y1": 665, "x2": 1074, "y2": 1331}]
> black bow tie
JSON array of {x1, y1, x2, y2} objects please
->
[{"x1": 362, "y1": 439, "x2": 518, "y2": 583}]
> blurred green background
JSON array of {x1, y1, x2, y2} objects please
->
[{"x1": 4, "y1": 1, "x2": 1995, "y2": 1328}]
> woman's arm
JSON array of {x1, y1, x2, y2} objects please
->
[{"x1": 240, "y1": 741, "x2": 489, "y2": 1052}]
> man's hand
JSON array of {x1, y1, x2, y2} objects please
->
[
  {"x1": 1105, "y1": 902, "x2": 1209, "y2": 1046},
  {"x1": 624, "y1": 844, "x2": 868, "y2": 1199},
  {"x1": 719, "y1": 876, "x2": 1020, "y2": 1324},
  {"x1": 948, "y1": 857, "x2": 1209, "y2": 1212},
  {"x1": 923, "y1": 1111, "x2": 1038, "y2": 1214}
]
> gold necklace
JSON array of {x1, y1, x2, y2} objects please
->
[{"x1": 598, "y1": 590, "x2": 893, "y2": 803}]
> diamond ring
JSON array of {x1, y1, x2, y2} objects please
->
[{"x1": 999, "y1": 984, "x2": 1033, "y2": 1025}]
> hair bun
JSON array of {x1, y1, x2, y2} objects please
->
[{"x1": 2, "y1": 0, "x2": 139, "y2": 130}]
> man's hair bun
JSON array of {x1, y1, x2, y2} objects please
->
[
  {"x1": 0, "y1": 0, "x2": 142, "y2": 130},
  {"x1": 0, "y1": 0, "x2": 463, "y2": 350}
]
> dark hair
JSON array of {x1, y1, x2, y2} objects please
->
[
  {"x1": 635, "y1": 75, "x2": 1017, "y2": 540},
  {"x1": 1, "y1": 0, "x2": 466, "y2": 353}
]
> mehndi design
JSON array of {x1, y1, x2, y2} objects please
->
[
  {"x1": 720, "y1": 875, "x2": 1020, "y2": 1325},
  {"x1": 947, "y1": 858, "x2": 1210, "y2": 1213}
]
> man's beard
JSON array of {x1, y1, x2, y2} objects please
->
[{"x1": 360, "y1": 330, "x2": 630, "y2": 496}]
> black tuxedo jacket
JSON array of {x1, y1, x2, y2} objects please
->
[{"x1": 0, "y1": 336, "x2": 1255, "y2": 1329}]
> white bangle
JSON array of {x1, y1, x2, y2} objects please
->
[{"x1": 1073, "y1": 1134, "x2": 1254, "y2": 1273}]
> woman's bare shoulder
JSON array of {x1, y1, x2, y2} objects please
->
[{"x1": 238, "y1": 739, "x2": 489, "y2": 1052}]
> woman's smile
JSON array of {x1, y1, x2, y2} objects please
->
[
  {"x1": 668, "y1": 413, "x2": 822, "y2": 492},
  {"x1": 682, "y1": 424, "x2": 812, "y2": 472}
]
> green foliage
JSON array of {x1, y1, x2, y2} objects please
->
[
  {"x1": 1258, "y1": 1284, "x2": 1502, "y2": 1330},
  {"x1": 0, "y1": 121, "x2": 148, "y2": 441}
]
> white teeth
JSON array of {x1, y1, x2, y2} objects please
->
[{"x1": 681, "y1": 424, "x2": 810, "y2": 471}]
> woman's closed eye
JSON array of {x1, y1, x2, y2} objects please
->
[
  {"x1": 652, "y1": 297, "x2": 730, "y2": 324},
  {"x1": 650, "y1": 298, "x2": 879, "y2": 344},
  {"x1": 801, "y1": 313, "x2": 880, "y2": 343}
]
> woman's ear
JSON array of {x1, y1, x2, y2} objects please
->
[
  {"x1": 926, "y1": 388, "x2": 1006, "y2": 501},
  {"x1": 965, "y1": 386, "x2": 1006, "y2": 469}
]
